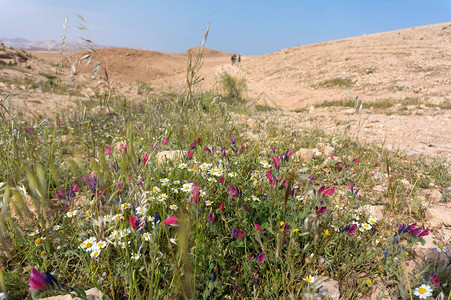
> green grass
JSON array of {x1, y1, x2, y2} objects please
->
[
  {"x1": 0, "y1": 90, "x2": 448, "y2": 299},
  {"x1": 313, "y1": 77, "x2": 353, "y2": 89}
]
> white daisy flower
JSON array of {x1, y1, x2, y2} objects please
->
[
  {"x1": 413, "y1": 284, "x2": 433, "y2": 299},
  {"x1": 143, "y1": 232, "x2": 151, "y2": 241},
  {"x1": 66, "y1": 210, "x2": 77, "y2": 218},
  {"x1": 170, "y1": 204, "x2": 178, "y2": 210},
  {"x1": 90, "y1": 249, "x2": 101, "y2": 258},
  {"x1": 181, "y1": 183, "x2": 194, "y2": 192},
  {"x1": 434, "y1": 244, "x2": 447, "y2": 253}
]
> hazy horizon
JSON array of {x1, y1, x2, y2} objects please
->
[{"x1": 0, "y1": 0, "x2": 450, "y2": 55}]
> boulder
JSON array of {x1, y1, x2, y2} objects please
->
[{"x1": 426, "y1": 205, "x2": 451, "y2": 227}]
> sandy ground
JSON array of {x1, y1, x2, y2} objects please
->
[{"x1": 1, "y1": 22, "x2": 450, "y2": 159}]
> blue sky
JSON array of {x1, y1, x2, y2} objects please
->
[{"x1": 0, "y1": 0, "x2": 450, "y2": 55}]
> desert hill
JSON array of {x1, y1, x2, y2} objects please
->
[{"x1": 29, "y1": 22, "x2": 451, "y2": 109}]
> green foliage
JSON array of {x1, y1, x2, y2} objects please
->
[
  {"x1": 0, "y1": 89, "x2": 448, "y2": 299},
  {"x1": 313, "y1": 77, "x2": 353, "y2": 88},
  {"x1": 219, "y1": 72, "x2": 247, "y2": 101}
]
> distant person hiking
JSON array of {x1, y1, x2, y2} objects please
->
[
  {"x1": 237, "y1": 54, "x2": 241, "y2": 63},
  {"x1": 231, "y1": 54, "x2": 236, "y2": 65}
]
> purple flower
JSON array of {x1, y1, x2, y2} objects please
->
[
  {"x1": 257, "y1": 252, "x2": 266, "y2": 263},
  {"x1": 315, "y1": 206, "x2": 327, "y2": 215},
  {"x1": 207, "y1": 212, "x2": 214, "y2": 223},
  {"x1": 232, "y1": 228, "x2": 245, "y2": 239}
]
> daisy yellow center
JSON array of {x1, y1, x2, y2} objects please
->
[
  {"x1": 85, "y1": 242, "x2": 92, "y2": 248},
  {"x1": 306, "y1": 278, "x2": 312, "y2": 283},
  {"x1": 418, "y1": 287, "x2": 426, "y2": 294},
  {"x1": 35, "y1": 238, "x2": 43, "y2": 245},
  {"x1": 438, "y1": 245, "x2": 443, "y2": 250}
]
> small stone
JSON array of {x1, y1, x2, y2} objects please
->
[
  {"x1": 41, "y1": 287, "x2": 107, "y2": 300},
  {"x1": 373, "y1": 185, "x2": 386, "y2": 193},
  {"x1": 428, "y1": 189, "x2": 443, "y2": 203},
  {"x1": 324, "y1": 146, "x2": 334, "y2": 156},
  {"x1": 296, "y1": 148, "x2": 314, "y2": 162},
  {"x1": 343, "y1": 108, "x2": 356, "y2": 115},
  {"x1": 369, "y1": 284, "x2": 392, "y2": 300},
  {"x1": 362, "y1": 205, "x2": 385, "y2": 220},
  {"x1": 156, "y1": 150, "x2": 187, "y2": 163},
  {"x1": 314, "y1": 277, "x2": 340, "y2": 300}
]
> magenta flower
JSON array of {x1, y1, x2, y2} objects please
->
[
  {"x1": 322, "y1": 187, "x2": 335, "y2": 197},
  {"x1": 431, "y1": 274, "x2": 440, "y2": 286},
  {"x1": 190, "y1": 141, "x2": 197, "y2": 149},
  {"x1": 151, "y1": 142, "x2": 158, "y2": 150},
  {"x1": 203, "y1": 146, "x2": 212, "y2": 153},
  {"x1": 129, "y1": 215, "x2": 140, "y2": 231},
  {"x1": 285, "y1": 149, "x2": 293, "y2": 158},
  {"x1": 29, "y1": 267, "x2": 48, "y2": 291},
  {"x1": 220, "y1": 203, "x2": 225, "y2": 211},
  {"x1": 347, "y1": 224, "x2": 357, "y2": 235},
  {"x1": 255, "y1": 224, "x2": 262, "y2": 231},
  {"x1": 273, "y1": 156, "x2": 280, "y2": 170},
  {"x1": 239, "y1": 145, "x2": 245, "y2": 152},
  {"x1": 229, "y1": 186, "x2": 238, "y2": 196},
  {"x1": 257, "y1": 252, "x2": 266, "y2": 263},
  {"x1": 192, "y1": 184, "x2": 199, "y2": 203},
  {"x1": 105, "y1": 147, "x2": 112, "y2": 155},
  {"x1": 142, "y1": 153, "x2": 148, "y2": 165},
  {"x1": 163, "y1": 215, "x2": 178, "y2": 225},
  {"x1": 418, "y1": 228, "x2": 429, "y2": 237},
  {"x1": 162, "y1": 138, "x2": 169, "y2": 145},
  {"x1": 187, "y1": 151, "x2": 193, "y2": 159},
  {"x1": 120, "y1": 143, "x2": 127, "y2": 150}
]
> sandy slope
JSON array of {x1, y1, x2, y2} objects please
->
[{"x1": 31, "y1": 22, "x2": 451, "y2": 109}]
